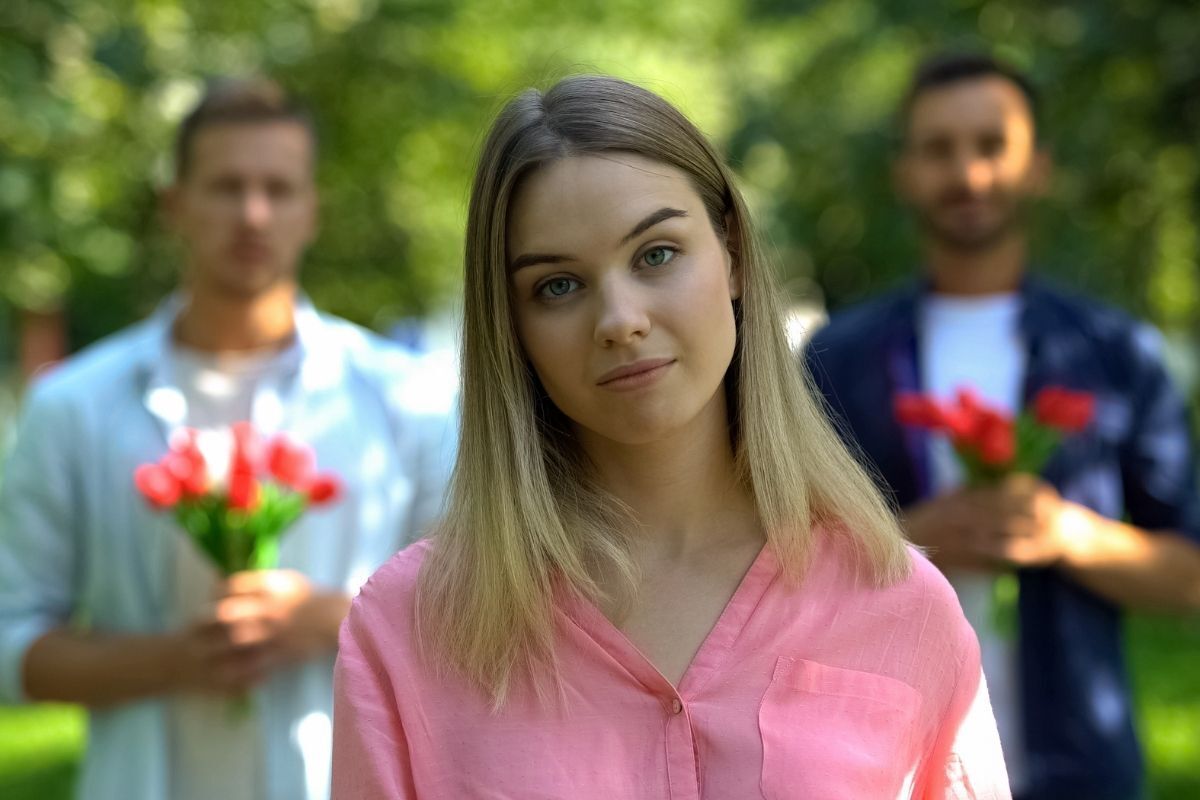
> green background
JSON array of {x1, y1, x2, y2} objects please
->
[
  {"x1": 3, "y1": 0, "x2": 1200, "y2": 340},
  {"x1": 1, "y1": 0, "x2": 1198, "y2": 796}
]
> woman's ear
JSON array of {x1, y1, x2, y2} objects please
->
[{"x1": 724, "y1": 210, "x2": 743, "y2": 300}]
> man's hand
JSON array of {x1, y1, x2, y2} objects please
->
[
  {"x1": 166, "y1": 619, "x2": 275, "y2": 697},
  {"x1": 961, "y1": 473, "x2": 1093, "y2": 568},
  {"x1": 903, "y1": 490, "x2": 996, "y2": 571},
  {"x1": 904, "y1": 473, "x2": 1095, "y2": 571},
  {"x1": 210, "y1": 569, "x2": 351, "y2": 671},
  {"x1": 23, "y1": 623, "x2": 277, "y2": 707},
  {"x1": 905, "y1": 473, "x2": 1200, "y2": 611}
]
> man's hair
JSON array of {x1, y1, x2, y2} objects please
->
[
  {"x1": 900, "y1": 52, "x2": 1040, "y2": 139},
  {"x1": 174, "y1": 78, "x2": 316, "y2": 179}
]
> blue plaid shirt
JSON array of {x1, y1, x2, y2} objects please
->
[{"x1": 804, "y1": 276, "x2": 1200, "y2": 800}]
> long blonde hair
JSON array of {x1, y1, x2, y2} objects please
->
[{"x1": 418, "y1": 75, "x2": 909, "y2": 702}]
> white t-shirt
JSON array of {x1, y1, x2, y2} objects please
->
[
  {"x1": 165, "y1": 340, "x2": 302, "y2": 800},
  {"x1": 919, "y1": 292, "x2": 1029, "y2": 792}
]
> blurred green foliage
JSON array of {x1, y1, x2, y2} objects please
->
[{"x1": 2, "y1": 0, "x2": 1198, "y2": 347}]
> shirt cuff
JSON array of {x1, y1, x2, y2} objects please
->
[{"x1": 0, "y1": 616, "x2": 55, "y2": 704}]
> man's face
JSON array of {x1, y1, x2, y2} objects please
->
[
  {"x1": 167, "y1": 121, "x2": 317, "y2": 298},
  {"x1": 896, "y1": 76, "x2": 1046, "y2": 251}
]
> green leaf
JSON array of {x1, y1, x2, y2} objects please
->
[{"x1": 991, "y1": 573, "x2": 1019, "y2": 641}]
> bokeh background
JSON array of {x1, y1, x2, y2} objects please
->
[{"x1": 1, "y1": 0, "x2": 1198, "y2": 797}]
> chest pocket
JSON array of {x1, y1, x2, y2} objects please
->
[{"x1": 759, "y1": 657, "x2": 921, "y2": 800}]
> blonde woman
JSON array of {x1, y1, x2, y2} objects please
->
[{"x1": 332, "y1": 75, "x2": 1010, "y2": 799}]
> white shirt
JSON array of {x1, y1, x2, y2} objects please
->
[
  {"x1": 165, "y1": 341, "x2": 305, "y2": 800},
  {"x1": 0, "y1": 296, "x2": 456, "y2": 800},
  {"x1": 920, "y1": 292, "x2": 1029, "y2": 792}
]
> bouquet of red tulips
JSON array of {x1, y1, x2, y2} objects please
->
[
  {"x1": 894, "y1": 386, "x2": 1095, "y2": 487},
  {"x1": 135, "y1": 422, "x2": 342, "y2": 575},
  {"x1": 894, "y1": 386, "x2": 1095, "y2": 636}
]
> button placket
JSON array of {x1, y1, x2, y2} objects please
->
[{"x1": 664, "y1": 696, "x2": 700, "y2": 798}]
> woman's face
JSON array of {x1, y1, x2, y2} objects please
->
[{"x1": 507, "y1": 153, "x2": 739, "y2": 447}]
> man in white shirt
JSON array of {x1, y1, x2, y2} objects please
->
[
  {"x1": 806, "y1": 54, "x2": 1200, "y2": 799},
  {"x1": 0, "y1": 79, "x2": 454, "y2": 800}
]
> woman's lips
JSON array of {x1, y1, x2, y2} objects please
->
[{"x1": 596, "y1": 358, "x2": 676, "y2": 391}]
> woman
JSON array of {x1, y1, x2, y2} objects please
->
[{"x1": 332, "y1": 75, "x2": 1010, "y2": 799}]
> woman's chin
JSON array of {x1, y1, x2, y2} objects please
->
[
  {"x1": 578, "y1": 410, "x2": 698, "y2": 449},
  {"x1": 566, "y1": 385, "x2": 728, "y2": 450}
]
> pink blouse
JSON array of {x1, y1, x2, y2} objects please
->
[{"x1": 333, "y1": 532, "x2": 1011, "y2": 799}]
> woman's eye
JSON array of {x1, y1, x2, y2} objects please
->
[
  {"x1": 642, "y1": 246, "x2": 676, "y2": 268},
  {"x1": 537, "y1": 277, "x2": 579, "y2": 299}
]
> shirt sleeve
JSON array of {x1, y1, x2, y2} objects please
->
[
  {"x1": 403, "y1": 407, "x2": 456, "y2": 546},
  {"x1": 1118, "y1": 323, "x2": 1200, "y2": 543},
  {"x1": 331, "y1": 599, "x2": 416, "y2": 799},
  {"x1": 801, "y1": 334, "x2": 845, "y2": 424},
  {"x1": 373, "y1": 345, "x2": 457, "y2": 550},
  {"x1": 913, "y1": 638, "x2": 1012, "y2": 799},
  {"x1": 0, "y1": 386, "x2": 80, "y2": 703}
]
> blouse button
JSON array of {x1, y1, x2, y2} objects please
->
[{"x1": 670, "y1": 698, "x2": 683, "y2": 715}]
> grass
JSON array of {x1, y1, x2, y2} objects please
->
[
  {"x1": 0, "y1": 704, "x2": 84, "y2": 799},
  {"x1": 1127, "y1": 613, "x2": 1200, "y2": 798},
  {"x1": 0, "y1": 614, "x2": 1196, "y2": 798}
]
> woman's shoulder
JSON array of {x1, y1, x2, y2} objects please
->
[
  {"x1": 345, "y1": 538, "x2": 436, "y2": 638},
  {"x1": 811, "y1": 532, "x2": 977, "y2": 658},
  {"x1": 875, "y1": 547, "x2": 981, "y2": 687},
  {"x1": 898, "y1": 546, "x2": 968, "y2": 614},
  {"x1": 880, "y1": 545, "x2": 974, "y2": 644},
  {"x1": 800, "y1": 534, "x2": 982, "y2": 717},
  {"x1": 898, "y1": 547, "x2": 977, "y2": 647}
]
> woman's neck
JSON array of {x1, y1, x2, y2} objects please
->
[{"x1": 578, "y1": 391, "x2": 761, "y2": 559}]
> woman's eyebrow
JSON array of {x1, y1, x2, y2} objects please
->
[
  {"x1": 619, "y1": 207, "x2": 688, "y2": 246},
  {"x1": 508, "y1": 207, "x2": 688, "y2": 273},
  {"x1": 509, "y1": 252, "x2": 575, "y2": 273}
]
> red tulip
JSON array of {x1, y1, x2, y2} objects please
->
[
  {"x1": 955, "y1": 387, "x2": 986, "y2": 412},
  {"x1": 894, "y1": 394, "x2": 947, "y2": 429},
  {"x1": 266, "y1": 435, "x2": 317, "y2": 490},
  {"x1": 134, "y1": 463, "x2": 182, "y2": 508},
  {"x1": 975, "y1": 411, "x2": 1016, "y2": 466},
  {"x1": 306, "y1": 474, "x2": 342, "y2": 506},
  {"x1": 1034, "y1": 387, "x2": 1095, "y2": 433},
  {"x1": 949, "y1": 388, "x2": 988, "y2": 438},
  {"x1": 230, "y1": 421, "x2": 262, "y2": 475},
  {"x1": 896, "y1": 391, "x2": 982, "y2": 442},
  {"x1": 941, "y1": 406, "x2": 978, "y2": 442},
  {"x1": 228, "y1": 465, "x2": 260, "y2": 511},
  {"x1": 163, "y1": 430, "x2": 208, "y2": 498}
]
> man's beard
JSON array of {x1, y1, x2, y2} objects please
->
[
  {"x1": 192, "y1": 260, "x2": 296, "y2": 302},
  {"x1": 915, "y1": 191, "x2": 1028, "y2": 253}
]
